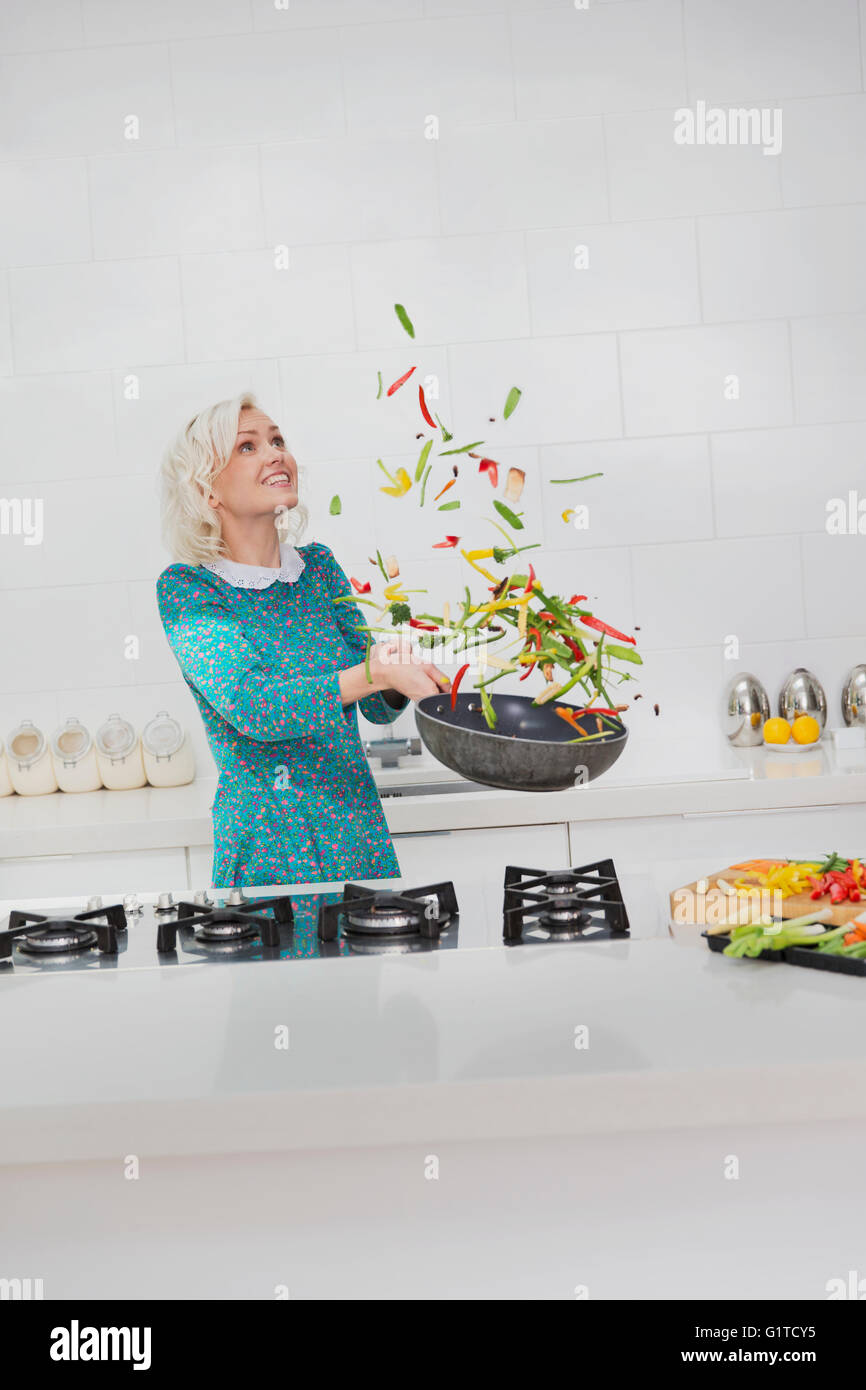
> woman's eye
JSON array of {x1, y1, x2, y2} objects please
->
[{"x1": 238, "y1": 437, "x2": 284, "y2": 453}]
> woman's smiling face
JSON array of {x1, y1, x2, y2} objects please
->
[{"x1": 208, "y1": 407, "x2": 298, "y2": 521}]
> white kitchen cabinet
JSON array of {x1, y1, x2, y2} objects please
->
[
  {"x1": 187, "y1": 843, "x2": 214, "y2": 888},
  {"x1": 392, "y1": 822, "x2": 569, "y2": 890},
  {"x1": 0, "y1": 847, "x2": 189, "y2": 900}
]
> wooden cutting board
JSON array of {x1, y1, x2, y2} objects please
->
[{"x1": 670, "y1": 866, "x2": 866, "y2": 929}]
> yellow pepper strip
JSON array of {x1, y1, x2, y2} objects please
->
[
  {"x1": 853, "y1": 859, "x2": 862, "y2": 888},
  {"x1": 380, "y1": 467, "x2": 412, "y2": 498},
  {"x1": 471, "y1": 594, "x2": 532, "y2": 615},
  {"x1": 383, "y1": 581, "x2": 407, "y2": 601},
  {"x1": 464, "y1": 548, "x2": 496, "y2": 561},
  {"x1": 561, "y1": 509, "x2": 574, "y2": 523},
  {"x1": 460, "y1": 549, "x2": 498, "y2": 583}
]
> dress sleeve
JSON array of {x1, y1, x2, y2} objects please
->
[
  {"x1": 315, "y1": 544, "x2": 410, "y2": 727},
  {"x1": 156, "y1": 565, "x2": 349, "y2": 744}
]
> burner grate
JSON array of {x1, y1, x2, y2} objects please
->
[
  {"x1": 155, "y1": 895, "x2": 294, "y2": 953},
  {"x1": 318, "y1": 881, "x2": 459, "y2": 944},
  {"x1": 0, "y1": 903, "x2": 127, "y2": 960},
  {"x1": 502, "y1": 861, "x2": 629, "y2": 943}
]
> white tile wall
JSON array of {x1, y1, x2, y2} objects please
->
[
  {"x1": 683, "y1": 0, "x2": 861, "y2": 105},
  {"x1": 0, "y1": 0, "x2": 864, "y2": 772},
  {"x1": 698, "y1": 206, "x2": 866, "y2": 322},
  {"x1": 790, "y1": 315, "x2": 866, "y2": 423},
  {"x1": 527, "y1": 220, "x2": 701, "y2": 333},
  {"x1": 780, "y1": 95, "x2": 866, "y2": 208},
  {"x1": 619, "y1": 322, "x2": 794, "y2": 435}
]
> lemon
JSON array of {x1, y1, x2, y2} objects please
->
[
  {"x1": 791, "y1": 714, "x2": 820, "y2": 745},
  {"x1": 763, "y1": 717, "x2": 792, "y2": 744}
]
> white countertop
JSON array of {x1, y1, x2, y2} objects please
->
[
  {"x1": 2, "y1": 882, "x2": 866, "y2": 1166},
  {"x1": 1, "y1": 731, "x2": 864, "y2": 857}
]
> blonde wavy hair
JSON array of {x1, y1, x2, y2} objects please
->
[{"x1": 160, "y1": 390, "x2": 308, "y2": 565}]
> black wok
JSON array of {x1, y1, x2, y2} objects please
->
[{"x1": 415, "y1": 692, "x2": 628, "y2": 793}]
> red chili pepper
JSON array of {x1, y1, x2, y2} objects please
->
[
  {"x1": 523, "y1": 564, "x2": 536, "y2": 595},
  {"x1": 409, "y1": 619, "x2": 438, "y2": 631},
  {"x1": 450, "y1": 662, "x2": 470, "y2": 710},
  {"x1": 350, "y1": 577, "x2": 371, "y2": 594},
  {"x1": 432, "y1": 535, "x2": 460, "y2": 548},
  {"x1": 478, "y1": 458, "x2": 499, "y2": 487},
  {"x1": 829, "y1": 883, "x2": 847, "y2": 904},
  {"x1": 583, "y1": 706, "x2": 625, "y2": 717},
  {"x1": 519, "y1": 659, "x2": 537, "y2": 682},
  {"x1": 537, "y1": 611, "x2": 557, "y2": 623},
  {"x1": 563, "y1": 636, "x2": 585, "y2": 662},
  {"x1": 527, "y1": 627, "x2": 542, "y2": 649},
  {"x1": 850, "y1": 888, "x2": 862, "y2": 902},
  {"x1": 568, "y1": 595, "x2": 588, "y2": 605},
  {"x1": 579, "y1": 615, "x2": 636, "y2": 644},
  {"x1": 386, "y1": 365, "x2": 416, "y2": 397},
  {"x1": 418, "y1": 384, "x2": 436, "y2": 428}
]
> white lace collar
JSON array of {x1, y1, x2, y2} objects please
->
[{"x1": 202, "y1": 542, "x2": 306, "y2": 591}]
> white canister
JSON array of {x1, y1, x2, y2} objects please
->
[
  {"x1": 0, "y1": 739, "x2": 13, "y2": 797},
  {"x1": 6, "y1": 720, "x2": 59, "y2": 796},
  {"x1": 50, "y1": 717, "x2": 103, "y2": 793},
  {"x1": 95, "y1": 714, "x2": 147, "y2": 790},
  {"x1": 141, "y1": 710, "x2": 195, "y2": 787}
]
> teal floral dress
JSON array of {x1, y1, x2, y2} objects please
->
[{"x1": 156, "y1": 542, "x2": 406, "y2": 888}]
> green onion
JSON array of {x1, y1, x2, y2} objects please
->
[
  {"x1": 414, "y1": 438, "x2": 432, "y2": 482},
  {"x1": 419, "y1": 463, "x2": 432, "y2": 506},
  {"x1": 439, "y1": 440, "x2": 484, "y2": 456}
]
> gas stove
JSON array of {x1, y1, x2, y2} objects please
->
[{"x1": 0, "y1": 861, "x2": 654, "y2": 977}]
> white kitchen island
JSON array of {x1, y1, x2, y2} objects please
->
[{"x1": 2, "y1": 858, "x2": 866, "y2": 1300}]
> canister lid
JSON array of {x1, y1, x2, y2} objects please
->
[
  {"x1": 7, "y1": 720, "x2": 46, "y2": 767},
  {"x1": 95, "y1": 713, "x2": 137, "y2": 760},
  {"x1": 142, "y1": 710, "x2": 184, "y2": 758},
  {"x1": 50, "y1": 717, "x2": 93, "y2": 766}
]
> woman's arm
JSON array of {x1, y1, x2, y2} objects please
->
[
  {"x1": 317, "y1": 544, "x2": 412, "y2": 725},
  {"x1": 158, "y1": 565, "x2": 360, "y2": 743}
]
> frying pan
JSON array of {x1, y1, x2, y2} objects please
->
[{"x1": 415, "y1": 691, "x2": 628, "y2": 793}]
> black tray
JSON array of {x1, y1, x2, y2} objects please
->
[
  {"x1": 785, "y1": 945, "x2": 866, "y2": 977},
  {"x1": 703, "y1": 929, "x2": 866, "y2": 976}
]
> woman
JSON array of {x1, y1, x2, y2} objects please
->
[{"x1": 157, "y1": 390, "x2": 449, "y2": 889}]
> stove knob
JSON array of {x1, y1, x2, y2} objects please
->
[
  {"x1": 193, "y1": 890, "x2": 213, "y2": 907},
  {"x1": 123, "y1": 893, "x2": 141, "y2": 915},
  {"x1": 157, "y1": 892, "x2": 175, "y2": 911},
  {"x1": 86, "y1": 895, "x2": 103, "y2": 911}
]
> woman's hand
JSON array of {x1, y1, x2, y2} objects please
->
[{"x1": 369, "y1": 639, "x2": 451, "y2": 703}]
